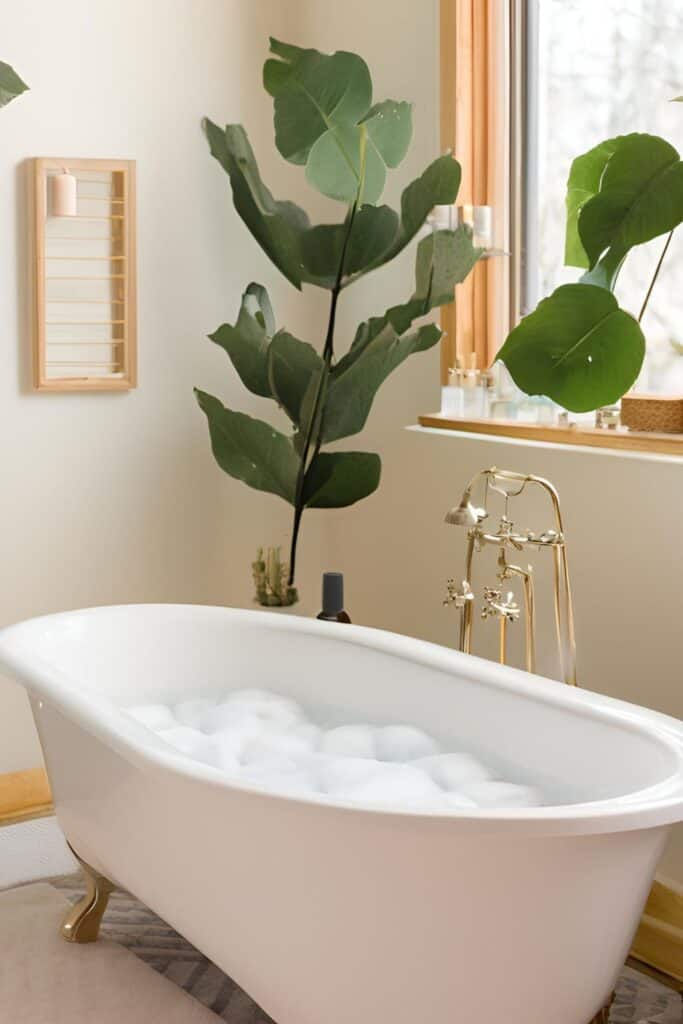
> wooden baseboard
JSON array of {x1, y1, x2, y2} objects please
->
[
  {"x1": 0, "y1": 767, "x2": 53, "y2": 826},
  {"x1": 630, "y1": 878, "x2": 683, "y2": 988}
]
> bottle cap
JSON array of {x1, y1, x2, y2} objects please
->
[{"x1": 321, "y1": 572, "x2": 344, "y2": 616}]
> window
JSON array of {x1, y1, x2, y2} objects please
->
[
  {"x1": 427, "y1": 0, "x2": 683, "y2": 456},
  {"x1": 528, "y1": 0, "x2": 683, "y2": 396}
]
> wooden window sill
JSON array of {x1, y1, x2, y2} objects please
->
[{"x1": 417, "y1": 413, "x2": 683, "y2": 458}]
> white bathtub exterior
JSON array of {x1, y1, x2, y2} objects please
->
[{"x1": 0, "y1": 605, "x2": 681, "y2": 1024}]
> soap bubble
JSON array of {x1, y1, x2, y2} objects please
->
[
  {"x1": 412, "y1": 753, "x2": 490, "y2": 789},
  {"x1": 242, "y1": 724, "x2": 320, "y2": 765},
  {"x1": 320, "y1": 724, "x2": 377, "y2": 759},
  {"x1": 317, "y1": 756, "x2": 383, "y2": 794},
  {"x1": 124, "y1": 689, "x2": 546, "y2": 811},
  {"x1": 205, "y1": 691, "x2": 302, "y2": 731},
  {"x1": 340, "y1": 764, "x2": 442, "y2": 809},
  {"x1": 375, "y1": 725, "x2": 439, "y2": 762},
  {"x1": 173, "y1": 699, "x2": 214, "y2": 730}
]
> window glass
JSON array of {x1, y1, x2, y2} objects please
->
[{"x1": 528, "y1": 0, "x2": 683, "y2": 393}]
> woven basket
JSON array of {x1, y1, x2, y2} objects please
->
[{"x1": 620, "y1": 394, "x2": 683, "y2": 434}]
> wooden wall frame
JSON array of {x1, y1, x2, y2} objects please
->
[{"x1": 32, "y1": 157, "x2": 137, "y2": 392}]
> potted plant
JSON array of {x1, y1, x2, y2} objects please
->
[
  {"x1": 497, "y1": 122, "x2": 683, "y2": 430},
  {"x1": 196, "y1": 38, "x2": 482, "y2": 606}
]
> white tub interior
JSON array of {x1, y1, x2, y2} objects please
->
[{"x1": 14, "y1": 605, "x2": 680, "y2": 807}]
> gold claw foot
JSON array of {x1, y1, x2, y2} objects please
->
[{"x1": 61, "y1": 845, "x2": 114, "y2": 943}]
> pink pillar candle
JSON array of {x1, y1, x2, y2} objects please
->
[{"x1": 50, "y1": 171, "x2": 77, "y2": 217}]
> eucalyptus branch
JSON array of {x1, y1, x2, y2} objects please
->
[
  {"x1": 639, "y1": 229, "x2": 675, "y2": 323},
  {"x1": 199, "y1": 42, "x2": 468, "y2": 603},
  {"x1": 287, "y1": 198, "x2": 359, "y2": 585}
]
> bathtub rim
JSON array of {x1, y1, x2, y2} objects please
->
[{"x1": 1, "y1": 602, "x2": 682, "y2": 837}]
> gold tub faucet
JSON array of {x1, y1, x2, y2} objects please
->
[{"x1": 444, "y1": 467, "x2": 577, "y2": 686}]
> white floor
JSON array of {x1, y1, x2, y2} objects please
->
[{"x1": 0, "y1": 816, "x2": 77, "y2": 889}]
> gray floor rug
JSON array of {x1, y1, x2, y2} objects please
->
[{"x1": 53, "y1": 876, "x2": 681, "y2": 1023}]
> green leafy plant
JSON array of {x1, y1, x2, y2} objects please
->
[
  {"x1": 0, "y1": 61, "x2": 28, "y2": 109},
  {"x1": 497, "y1": 129, "x2": 683, "y2": 412},
  {"x1": 196, "y1": 39, "x2": 482, "y2": 599}
]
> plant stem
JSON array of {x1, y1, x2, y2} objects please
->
[
  {"x1": 287, "y1": 504, "x2": 304, "y2": 588},
  {"x1": 287, "y1": 201, "x2": 359, "y2": 587},
  {"x1": 639, "y1": 229, "x2": 674, "y2": 323}
]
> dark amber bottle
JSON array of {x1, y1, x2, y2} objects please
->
[{"x1": 316, "y1": 572, "x2": 351, "y2": 623}]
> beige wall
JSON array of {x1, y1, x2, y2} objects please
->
[
  {"x1": 1, "y1": 0, "x2": 680, "y2": 880},
  {"x1": 0, "y1": 0, "x2": 325, "y2": 770}
]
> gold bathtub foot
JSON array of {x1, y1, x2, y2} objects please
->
[{"x1": 61, "y1": 845, "x2": 114, "y2": 943}]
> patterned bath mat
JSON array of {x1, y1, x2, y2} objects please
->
[
  {"x1": 53, "y1": 876, "x2": 680, "y2": 1023},
  {"x1": 0, "y1": 882, "x2": 220, "y2": 1024}
]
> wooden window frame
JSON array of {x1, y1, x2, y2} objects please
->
[{"x1": 439, "y1": 0, "x2": 522, "y2": 384}]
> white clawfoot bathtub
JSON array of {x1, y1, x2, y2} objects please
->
[{"x1": 0, "y1": 605, "x2": 681, "y2": 1024}]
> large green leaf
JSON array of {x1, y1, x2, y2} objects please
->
[
  {"x1": 0, "y1": 61, "x2": 28, "y2": 109},
  {"x1": 335, "y1": 225, "x2": 481, "y2": 377},
  {"x1": 195, "y1": 390, "x2": 298, "y2": 503},
  {"x1": 345, "y1": 204, "x2": 399, "y2": 274},
  {"x1": 243, "y1": 282, "x2": 275, "y2": 335},
  {"x1": 495, "y1": 283, "x2": 645, "y2": 413},
  {"x1": 264, "y1": 39, "x2": 372, "y2": 165},
  {"x1": 294, "y1": 365, "x2": 329, "y2": 454},
  {"x1": 267, "y1": 330, "x2": 322, "y2": 426},
  {"x1": 564, "y1": 136, "x2": 622, "y2": 267},
  {"x1": 301, "y1": 204, "x2": 399, "y2": 286},
  {"x1": 362, "y1": 101, "x2": 412, "y2": 169},
  {"x1": 300, "y1": 224, "x2": 344, "y2": 288},
  {"x1": 209, "y1": 283, "x2": 274, "y2": 398},
  {"x1": 362, "y1": 154, "x2": 462, "y2": 273},
  {"x1": 304, "y1": 100, "x2": 412, "y2": 204},
  {"x1": 263, "y1": 40, "x2": 413, "y2": 207},
  {"x1": 578, "y1": 133, "x2": 683, "y2": 289},
  {"x1": 306, "y1": 121, "x2": 385, "y2": 203},
  {"x1": 413, "y1": 227, "x2": 483, "y2": 309},
  {"x1": 323, "y1": 321, "x2": 441, "y2": 442},
  {"x1": 302, "y1": 451, "x2": 381, "y2": 508},
  {"x1": 204, "y1": 119, "x2": 310, "y2": 289}
]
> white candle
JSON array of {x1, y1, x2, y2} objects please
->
[
  {"x1": 472, "y1": 205, "x2": 493, "y2": 249},
  {"x1": 429, "y1": 204, "x2": 457, "y2": 231},
  {"x1": 457, "y1": 204, "x2": 493, "y2": 249},
  {"x1": 50, "y1": 171, "x2": 77, "y2": 217}
]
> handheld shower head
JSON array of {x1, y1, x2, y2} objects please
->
[{"x1": 444, "y1": 498, "x2": 484, "y2": 527}]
